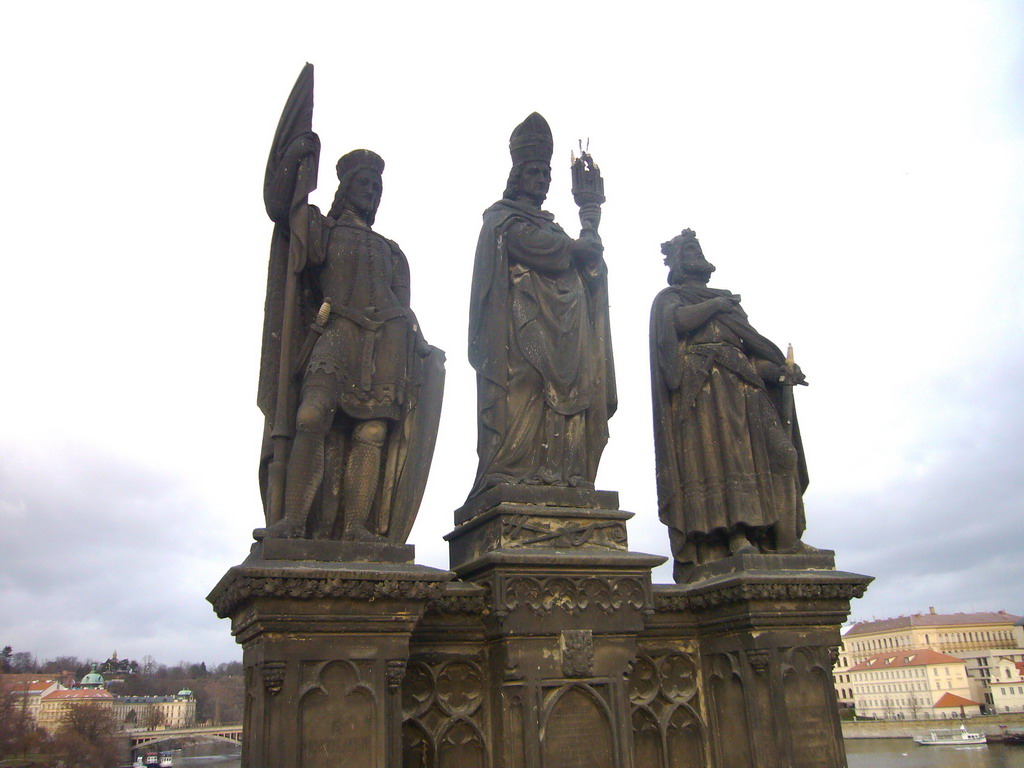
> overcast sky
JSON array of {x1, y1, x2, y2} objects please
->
[{"x1": 1, "y1": 2, "x2": 1021, "y2": 666}]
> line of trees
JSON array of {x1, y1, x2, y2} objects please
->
[
  {"x1": 1, "y1": 646, "x2": 244, "y2": 725},
  {"x1": 2, "y1": 645, "x2": 242, "y2": 683}
]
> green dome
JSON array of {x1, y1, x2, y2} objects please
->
[
  {"x1": 177, "y1": 689, "x2": 193, "y2": 697},
  {"x1": 80, "y1": 665, "x2": 105, "y2": 688}
]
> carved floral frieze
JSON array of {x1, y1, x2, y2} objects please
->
[
  {"x1": 211, "y1": 574, "x2": 447, "y2": 617},
  {"x1": 501, "y1": 575, "x2": 648, "y2": 617}
]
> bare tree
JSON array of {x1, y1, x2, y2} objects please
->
[
  {"x1": 52, "y1": 703, "x2": 125, "y2": 768},
  {"x1": 0, "y1": 684, "x2": 37, "y2": 759},
  {"x1": 143, "y1": 706, "x2": 165, "y2": 730}
]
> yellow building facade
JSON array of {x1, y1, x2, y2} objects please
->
[
  {"x1": 832, "y1": 609, "x2": 1023, "y2": 716},
  {"x1": 990, "y1": 658, "x2": 1024, "y2": 714},
  {"x1": 847, "y1": 649, "x2": 979, "y2": 720},
  {"x1": 37, "y1": 689, "x2": 114, "y2": 732}
]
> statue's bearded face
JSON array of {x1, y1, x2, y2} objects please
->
[
  {"x1": 345, "y1": 169, "x2": 383, "y2": 220},
  {"x1": 665, "y1": 237, "x2": 715, "y2": 283},
  {"x1": 518, "y1": 161, "x2": 551, "y2": 203}
]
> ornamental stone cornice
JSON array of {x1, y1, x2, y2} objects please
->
[{"x1": 653, "y1": 574, "x2": 871, "y2": 614}]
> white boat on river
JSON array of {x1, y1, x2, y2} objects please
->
[{"x1": 913, "y1": 725, "x2": 987, "y2": 746}]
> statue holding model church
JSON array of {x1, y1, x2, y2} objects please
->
[{"x1": 467, "y1": 112, "x2": 616, "y2": 498}]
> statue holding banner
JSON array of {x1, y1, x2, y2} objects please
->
[
  {"x1": 256, "y1": 64, "x2": 444, "y2": 543},
  {"x1": 650, "y1": 229, "x2": 811, "y2": 581}
]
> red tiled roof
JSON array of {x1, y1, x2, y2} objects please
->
[
  {"x1": 846, "y1": 611, "x2": 1022, "y2": 636},
  {"x1": 43, "y1": 689, "x2": 112, "y2": 701},
  {"x1": 848, "y1": 649, "x2": 965, "y2": 672},
  {"x1": 933, "y1": 693, "x2": 980, "y2": 708}
]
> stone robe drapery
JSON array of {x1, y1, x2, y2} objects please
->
[
  {"x1": 468, "y1": 199, "x2": 616, "y2": 496},
  {"x1": 650, "y1": 285, "x2": 807, "y2": 561}
]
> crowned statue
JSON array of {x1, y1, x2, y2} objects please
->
[{"x1": 651, "y1": 229, "x2": 813, "y2": 581}]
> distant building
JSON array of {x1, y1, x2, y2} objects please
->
[
  {"x1": 843, "y1": 608, "x2": 1021, "y2": 662},
  {"x1": 114, "y1": 690, "x2": 196, "y2": 729},
  {"x1": 16, "y1": 664, "x2": 197, "y2": 733},
  {"x1": 5, "y1": 679, "x2": 63, "y2": 724},
  {"x1": 37, "y1": 688, "x2": 115, "y2": 731},
  {"x1": 989, "y1": 658, "x2": 1024, "y2": 714},
  {"x1": 847, "y1": 649, "x2": 980, "y2": 720},
  {"x1": 833, "y1": 608, "x2": 1023, "y2": 716}
]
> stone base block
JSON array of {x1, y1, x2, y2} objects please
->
[
  {"x1": 454, "y1": 483, "x2": 620, "y2": 525},
  {"x1": 257, "y1": 537, "x2": 415, "y2": 564},
  {"x1": 648, "y1": 563, "x2": 872, "y2": 768},
  {"x1": 208, "y1": 556, "x2": 453, "y2": 768}
]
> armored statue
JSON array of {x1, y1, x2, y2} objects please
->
[
  {"x1": 651, "y1": 229, "x2": 811, "y2": 581},
  {"x1": 256, "y1": 65, "x2": 444, "y2": 542},
  {"x1": 468, "y1": 113, "x2": 615, "y2": 497}
]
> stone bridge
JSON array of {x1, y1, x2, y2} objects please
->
[{"x1": 128, "y1": 724, "x2": 242, "y2": 748}]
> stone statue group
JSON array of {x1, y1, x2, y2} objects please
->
[{"x1": 255, "y1": 65, "x2": 813, "y2": 581}]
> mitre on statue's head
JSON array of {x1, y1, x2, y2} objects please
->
[{"x1": 510, "y1": 112, "x2": 553, "y2": 166}]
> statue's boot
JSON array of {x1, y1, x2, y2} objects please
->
[
  {"x1": 256, "y1": 516, "x2": 303, "y2": 540},
  {"x1": 774, "y1": 524, "x2": 823, "y2": 555},
  {"x1": 772, "y1": 496, "x2": 822, "y2": 554},
  {"x1": 341, "y1": 420, "x2": 386, "y2": 542},
  {"x1": 257, "y1": 429, "x2": 325, "y2": 539},
  {"x1": 728, "y1": 528, "x2": 758, "y2": 556}
]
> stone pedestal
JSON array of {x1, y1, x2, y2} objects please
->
[
  {"x1": 213, "y1": 505, "x2": 869, "y2": 768},
  {"x1": 208, "y1": 542, "x2": 453, "y2": 768},
  {"x1": 443, "y1": 485, "x2": 666, "y2": 768},
  {"x1": 649, "y1": 553, "x2": 872, "y2": 768}
]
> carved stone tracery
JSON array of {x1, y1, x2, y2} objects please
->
[
  {"x1": 401, "y1": 656, "x2": 489, "y2": 768},
  {"x1": 627, "y1": 651, "x2": 705, "y2": 768}
]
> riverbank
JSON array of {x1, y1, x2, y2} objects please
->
[{"x1": 842, "y1": 712, "x2": 1024, "y2": 739}]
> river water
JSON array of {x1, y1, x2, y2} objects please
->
[
  {"x1": 175, "y1": 738, "x2": 1023, "y2": 767},
  {"x1": 847, "y1": 739, "x2": 1024, "y2": 768},
  {"x1": 166, "y1": 741, "x2": 240, "y2": 767}
]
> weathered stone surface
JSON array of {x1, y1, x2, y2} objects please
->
[
  {"x1": 259, "y1": 537, "x2": 415, "y2": 564},
  {"x1": 455, "y1": 483, "x2": 619, "y2": 525},
  {"x1": 467, "y1": 113, "x2": 613, "y2": 500},
  {"x1": 257, "y1": 63, "x2": 444, "y2": 546},
  {"x1": 208, "y1": 555, "x2": 453, "y2": 768},
  {"x1": 645, "y1": 566, "x2": 872, "y2": 768},
  {"x1": 651, "y1": 228, "x2": 813, "y2": 579}
]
